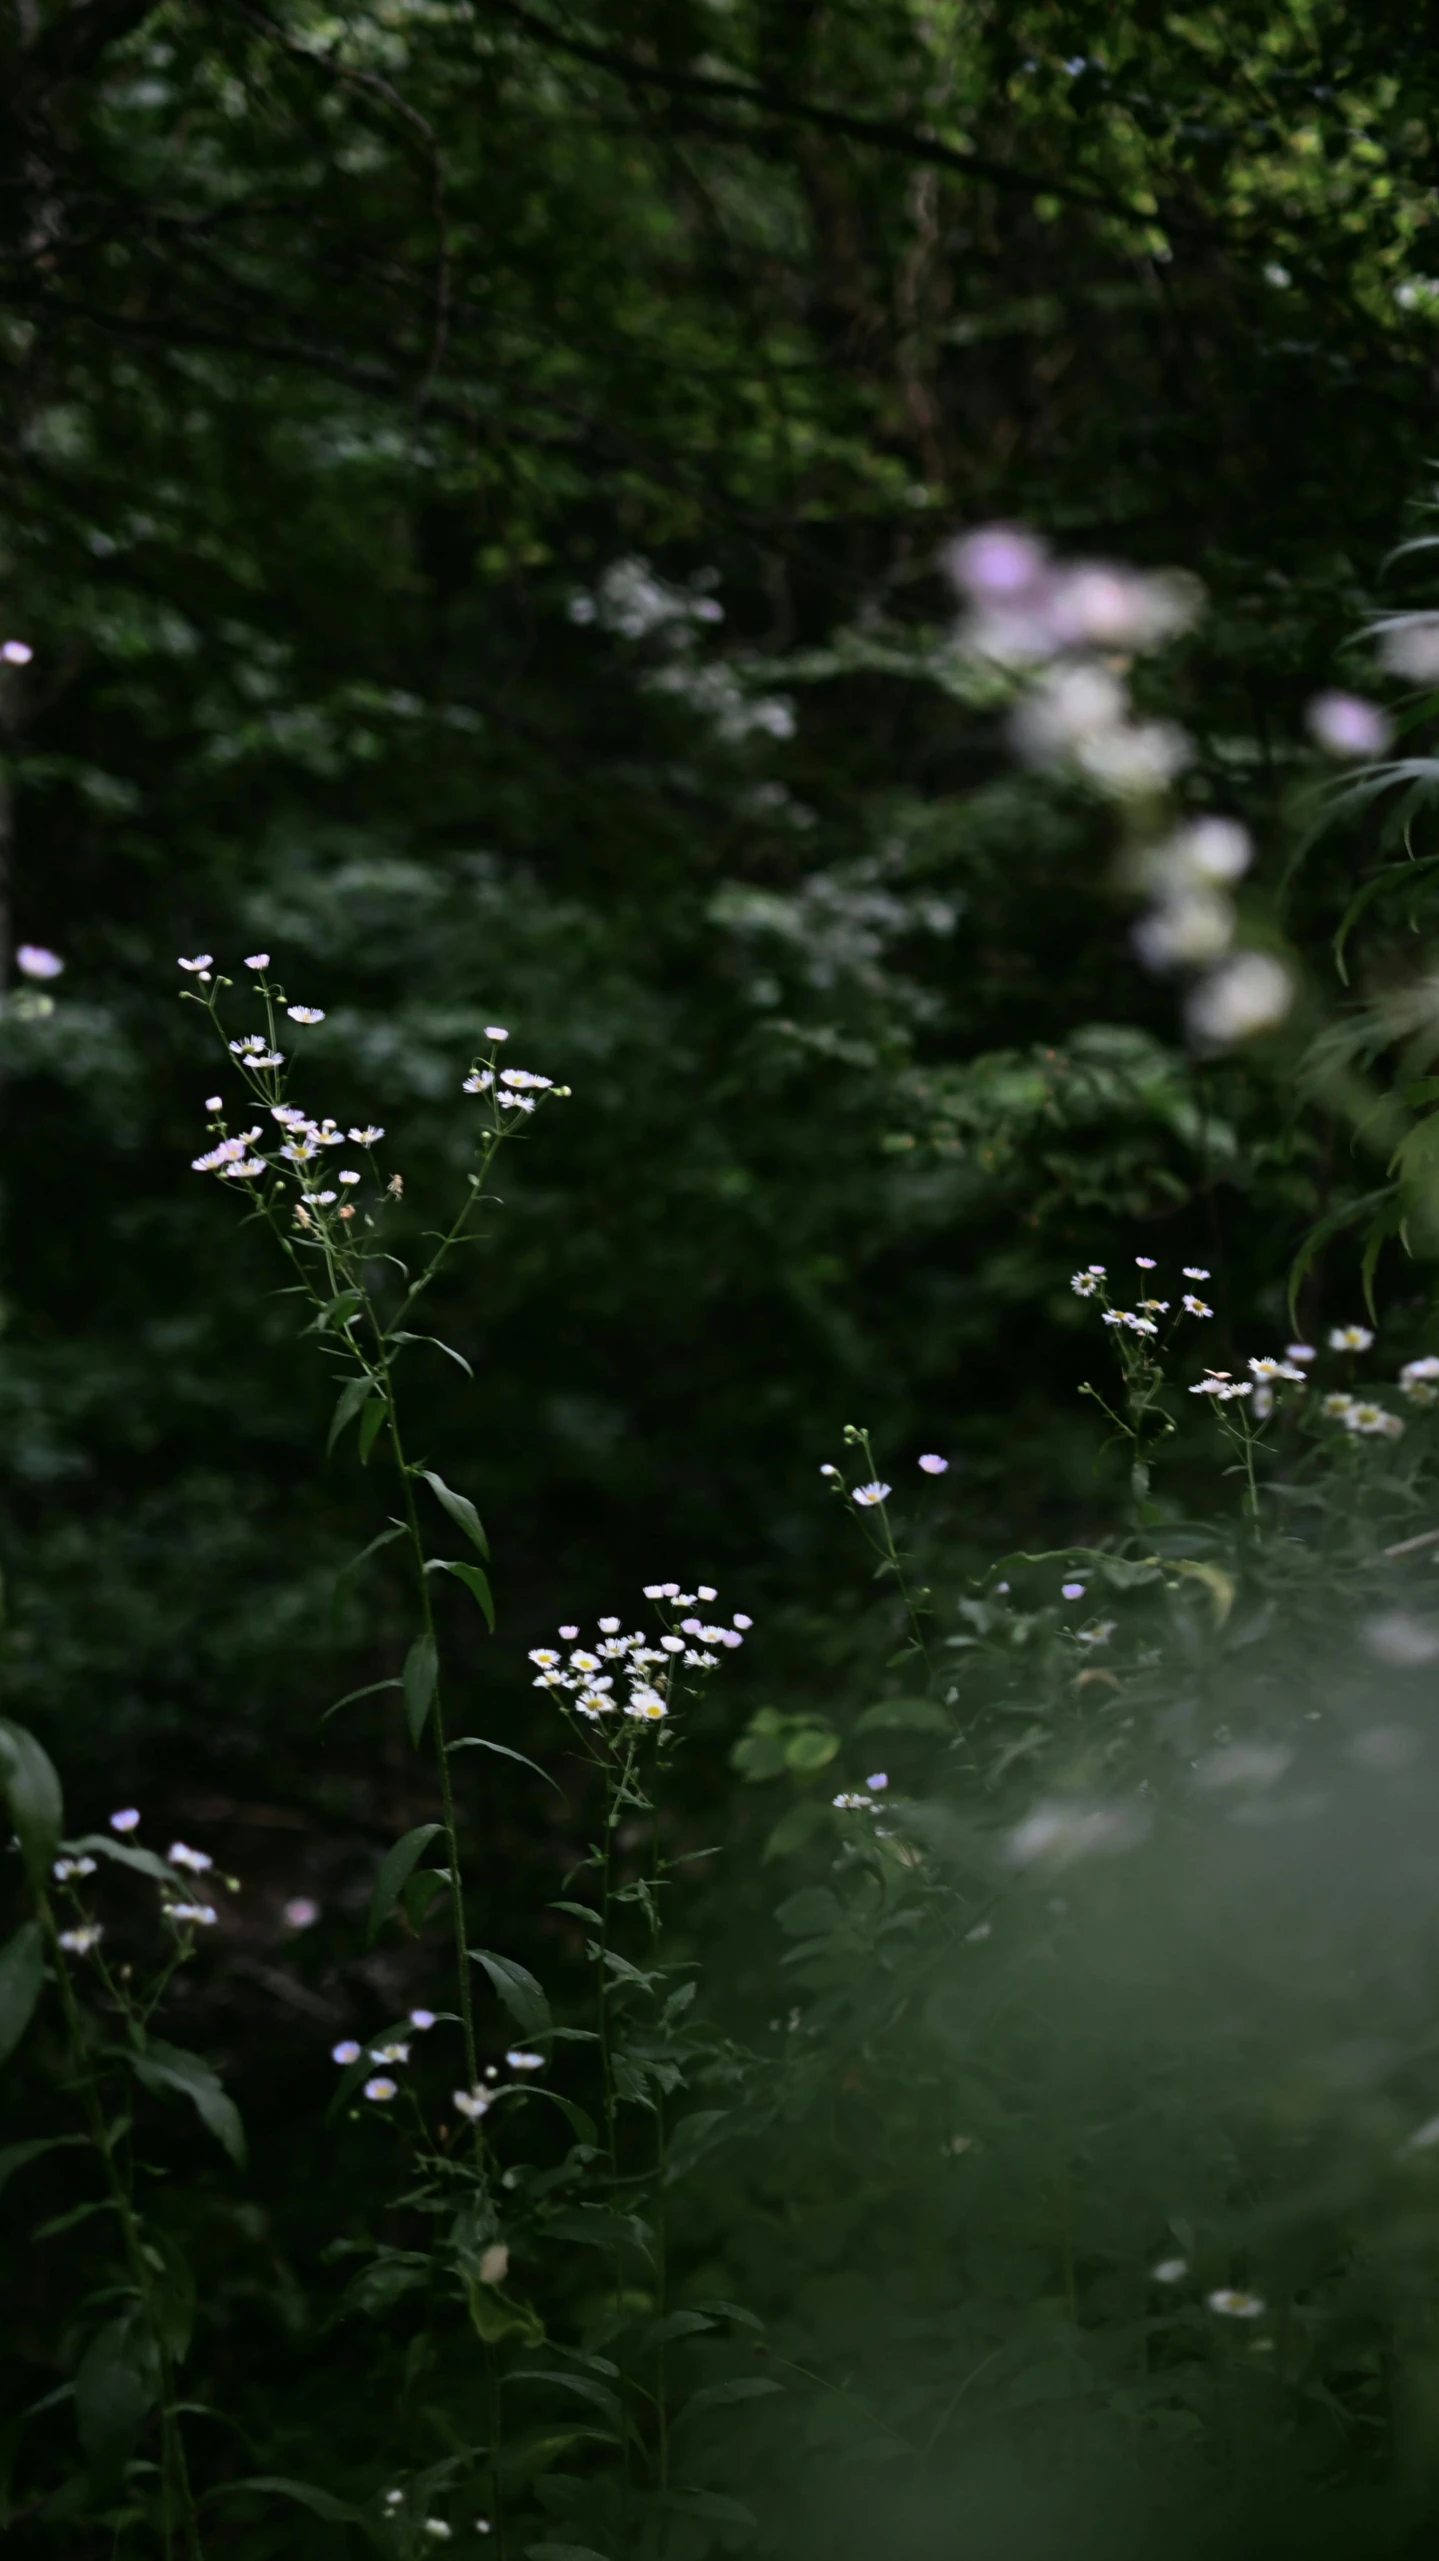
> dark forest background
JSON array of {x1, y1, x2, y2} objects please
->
[{"x1": 9, "y1": 0, "x2": 1439, "y2": 2547}]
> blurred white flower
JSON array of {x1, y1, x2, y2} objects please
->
[
  {"x1": 1133, "y1": 889, "x2": 1234, "y2": 969},
  {"x1": 286, "y1": 1005, "x2": 325, "y2": 1025},
  {"x1": 244, "y1": 952, "x2": 271, "y2": 969},
  {"x1": 15, "y1": 944, "x2": 63, "y2": 979},
  {"x1": 918, "y1": 1453, "x2": 949, "y2": 1474},
  {"x1": 1362, "y1": 1612, "x2": 1439, "y2": 1667},
  {"x1": 364, "y1": 2077, "x2": 398, "y2": 2103},
  {"x1": 178, "y1": 954, "x2": 213, "y2": 973},
  {"x1": 1071, "y1": 1271, "x2": 1102, "y2": 1297},
  {"x1": 58, "y1": 1926, "x2": 103, "y2": 1954},
  {"x1": 852, "y1": 1481, "x2": 891, "y2": 1507},
  {"x1": 169, "y1": 1841, "x2": 213, "y2": 1873},
  {"x1": 283, "y1": 1897, "x2": 319, "y2": 1929},
  {"x1": 453, "y1": 2087, "x2": 492, "y2": 2120},
  {"x1": 109, "y1": 1808, "x2": 140, "y2": 1833},
  {"x1": 1152, "y1": 2257, "x2": 1188, "y2": 2283},
  {"x1": 1307, "y1": 690, "x2": 1392, "y2": 757},
  {"x1": 2, "y1": 639, "x2": 34, "y2": 665},
  {"x1": 1186, "y1": 953, "x2": 1293, "y2": 1044},
  {"x1": 1208, "y1": 2289, "x2": 1264, "y2": 2319},
  {"x1": 1376, "y1": 613, "x2": 1439, "y2": 682},
  {"x1": 332, "y1": 2040, "x2": 361, "y2": 2065},
  {"x1": 1329, "y1": 1324, "x2": 1374, "y2": 1351},
  {"x1": 410, "y1": 2009, "x2": 436, "y2": 2030},
  {"x1": 1182, "y1": 1295, "x2": 1213, "y2": 1318}
]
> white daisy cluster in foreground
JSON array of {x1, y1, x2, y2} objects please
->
[
  {"x1": 48, "y1": 1807, "x2": 232, "y2": 1959},
  {"x1": 529, "y1": 1584, "x2": 751, "y2": 1728}
]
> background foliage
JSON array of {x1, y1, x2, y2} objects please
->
[{"x1": 9, "y1": 0, "x2": 1439, "y2": 2551}]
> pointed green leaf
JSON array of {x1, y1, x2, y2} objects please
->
[
  {"x1": 358, "y1": 1397, "x2": 389, "y2": 1462},
  {"x1": 211, "y1": 2476, "x2": 367, "y2": 2530},
  {"x1": 470, "y1": 1947, "x2": 550, "y2": 2036},
  {"x1": 75, "y1": 2317, "x2": 153, "y2": 2473},
  {"x1": 426, "y1": 1557, "x2": 495, "y2": 1631},
  {"x1": 0, "y1": 1923, "x2": 44, "y2": 2070},
  {"x1": 0, "y1": 2134, "x2": 88, "y2": 2196},
  {"x1": 448, "y1": 1735, "x2": 563, "y2": 1795},
  {"x1": 368, "y1": 1823, "x2": 443, "y2": 1944},
  {"x1": 66, "y1": 1835, "x2": 184, "y2": 1886},
  {"x1": 333, "y1": 1523, "x2": 406, "y2": 1617},
  {"x1": 0, "y1": 1721, "x2": 63, "y2": 1891},
  {"x1": 390, "y1": 1331, "x2": 473, "y2": 1379},
  {"x1": 417, "y1": 1468, "x2": 489, "y2": 1559},
  {"x1": 404, "y1": 1634, "x2": 439, "y2": 1745},
  {"x1": 322, "y1": 1678, "x2": 404, "y2": 1724},
  {"x1": 328, "y1": 1374, "x2": 378, "y2": 1456},
  {"x1": 131, "y1": 2041, "x2": 246, "y2": 2168}
]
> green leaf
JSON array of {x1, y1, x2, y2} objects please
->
[
  {"x1": 509, "y1": 2369, "x2": 622, "y2": 2424},
  {"x1": 322, "y1": 1678, "x2": 403, "y2": 1724},
  {"x1": 333, "y1": 1523, "x2": 406, "y2": 1616},
  {"x1": 75, "y1": 2317, "x2": 153, "y2": 2475},
  {"x1": 784, "y1": 1725, "x2": 840, "y2": 1773},
  {"x1": 212, "y1": 2476, "x2": 367, "y2": 2529},
  {"x1": 358, "y1": 1398, "x2": 388, "y2": 1463},
  {"x1": 471, "y1": 1947, "x2": 551, "y2": 2036},
  {"x1": 368, "y1": 1823, "x2": 443, "y2": 1944},
  {"x1": 448, "y1": 1736, "x2": 564, "y2": 1795},
  {"x1": 0, "y1": 1720, "x2": 63, "y2": 1891},
  {"x1": 131, "y1": 2040, "x2": 246, "y2": 2168},
  {"x1": 853, "y1": 1697, "x2": 951, "y2": 1735},
  {"x1": 149, "y1": 2229, "x2": 197, "y2": 2361},
  {"x1": 0, "y1": 1923, "x2": 44, "y2": 2070},
  {"x1": 466, "y1": 2277, "x2": 545, "y2": 2345},
  {"x1": 426, "y1": 1557, "x2": 496, "y2": 1632},
  {"x1": 0, "y1": 2134, "x2": 88, "y2": 2197},
  {"x1": 66, "y1": 1835, "x2": 184, "y2": 1886},
  {"x1": 401, "y1": 1867, "x2": 451, "y2": 1930},
  {"x1": 404, "y1": 1634, "x2": 439, "y2": 1745},
  {"x1": 677, "y1": 2376, "x2": 783, "y2": 2418},
  {"x1": 390, "y1": 1330, "x2": 474, "y2": 1379},
  {"x1": 418, "y1": 1467, "x2": 490, "y2": 1558},
  {"x1": 327, "y1": 1373, "x2": 378, "y2": 1456}
]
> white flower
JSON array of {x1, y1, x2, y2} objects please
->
[
  {"x1": 1377, "y1": 613, "x2": 1439, "y2": 682},
  {"x1": 168, "y1": 1841, "x2": 213, "y2": 1873},
  {"x1": 453, "y1": 2086, "x2": 492, "y2": 2120},
  {"x1": 110, "y1": 1808, "x2": 140, "y2": 1833},
  {"x1": 528, "y1": 1647, "x2": 561, "y2": 1670},
  {"x1": 1347, "y1": 1401, "x2": 1404, "y2": 1439},
  {"x1": 332, "y1": 2040, "x2": 361, "y2": 2065},
  {"x1": 244, "y1": 952, "x2": 271, "y2": 969},
  {"x1": 866, "y1": 1772, "x2": 889, "y2": 1791},
  {"x1": 338, "y1": 1169, "x2": 361, "y2": 1186},
  {"x1": 625, "y1": 1689, "x2": 668, "y2": 1721},
  {"x1": 1133, "y1": 889, "x2": 1234, "y2": 970},
  {"x1": 696, "y1": 1584, "x2": 717, "y2": 1601},
  {"x1": 1071, "y1": 1271, "x2": 1102, "y2": 1300},
  {"x1": 1077, "y1": 1620, "x2": 1116, "y2": 1646},
  {"x1": 53, "y1": 1855, "x2": 97, "y2": 1879},
  {"x1": 1183, "y1": 1266, "x2": 1210, "y2": 1280},
  {"x1": 1121, "y1": 1312, "x2": 1158, "y2": 1336},
  {"x1": 1307, "y1": 690, "x2": 1393, "y2": 757},
  {"x1": 364, "y1": 2076, "x2": 398, "y2": 2103},
  {"x1": 463, "y1": 1070, "x2": 494, "y2": 1094},
  {"x1": 484, "y1": 1025, "x2": 509, "y2": 1041},
  {"x1": 222, "y1": 1158, "x2": 266, "y2": 1180},
  {"x1": 1078, "y1": 718, "x2": 1190, "y2": 797},
  {"x1": 1186, "y1": 953, "x2": 1293, "y2": 1045},
  {"x1": 1248, "y1": 1357, "x2": 1305, "y2": 1383},
  {"x1": 643, "y1": 1582, "x2": 666, "y2": 1597},
  {"x1": 370, "y1": 2041, "x2": 410, "y2": 2065},
  {"x1": 1189, "y1": 1376, "x2": 1251, "y2": 1401},
  {"x1": 409, "y1": 2009, "x2": 436, "y2": 2030},
  {"x1": 505, "y1": 2048, "x2": 544, "y2": 2071},
  {"x1": 286, "y1": 1005, "x2": 325, "y2": 1024},
  {"x1": 1182, "y1": 1295, "x2": 1213, "y2": 1318},
  {"x1": 733, "y1": 1612, "x2": 752, "y2": 1629},
  {"x1": 575, "y1": 1688, "x2": 615, "y2": 1719},
  {"x1": 165, "y1": 1902, "x2": 218, "y2": 1927},
  {"x1": 16, "y1": 944, "x2": 63, "y2": 979},
  {"x1": 1101, "y1": 1309, "x2": 1124, "y2": 1326},
  {"x1": 569, "y1": 1649, "x2": 601, "y2": 1674},
  {"x1": 1207, "y1": 2289, "x2": 1264, "y2": 2320},
  {"x1": 659, "y1": 1634, "x2": 685, "y2": 1654},
  {"x1": 1152, "y1": 2258, "x2": 1188, "y2": 2283},
  {"x1": 833, "y1": 1792, "x2": 874, "y2": 1810},
  {"x1": 1251, "y1": 1383, "x2": 1274, "y2": 1419},
  {"x1": 1135, "y1": 1255, "x2": 1156, "y2": 1269},
  {"x1": 1286, "y1": 1342, "x2": 1316, "y2": 1363},
  {"x1": 1329, "y1": 1324, "x2": 1374, "y2": 1352},
  {"x1": 349, "y1": 1126, "x2": 384, "y2": 1144},
  {"x1": 2, "y1": 639, "x2": 34, "y2": 665},
  {"x1": 423, "y1": 2524, "x2": 452, "y2": 2542},
  {"x1": 500, "y1": 1068, "x2": 552, "y2": 1090},
  {"x1": 497, "y1": 1091, "x2": 535, "y2": 1111},
  {"x1": 284, "y1": 1897, "x2": 319, "y2": 1928},
  {"x1": 178, "y1": 955, "x2": 213, "y2": 972},
  {"x1": 853, "y1": 1481, "x2": 891, "y2": 1507},
  {"x1": 58, "y1": 1926, "x2": 103, "y2": 1954},
  {"x1": 1321, "y1": 1391, "x2": 1357, "y2": 1418}
]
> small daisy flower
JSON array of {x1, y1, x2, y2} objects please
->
[
  {"x1": 244, "y1": 953, "x2": 270, "y2": 969},
  {"x1": 332, "y1": 2039, "x2": 362, "y2": 2066},
  {"x1": 178, "y1": 955, "x2": 213, "y2": 973},
  {"x1": 1071, "y1": 1271, "x2": 1101, "y2": 1298},
  {"x1": 349, "y1": 1126, "x2": 384, "y2": 1144},
  {"x1": 575, "y1": 1688, "x2": 615, "y2": 1719},
  {"x1": 409, "y1": 2009, "x2": 436, "y2": 2031},
  {"x1": 1182, "y1": 1295, "x2": 1213, "y2": 1318},
  {"x1": 165, "y1": 1902, "x2": 218, "y2": 1926},
  {"x1": 286, "y1": 1004, "x2": 325, "y2": 1024},
  {"x1": 598, "y1": 1615, "x2": 621, "y2": 1633},
  {"x1": 53, "y1": 1855, "x2": 96, "y2": 1880},
  {"x1": 370, "y1": 2041, "x2": 410, "y2": 2066},
  {"x1": 1321, "y1": 1391, "x2": 1357, "y2": 1418},
  {"x1": 1121, "y1": 1312, "x2": 1158, "y2": 1336},
  {"x1": 283, "y1": 1897, "x2": 319, "y2": 1928},
  {"x1": 424, "y1": 2524, "x2": 452, "y2": 2542},
  {"x1": 168, "y1": 1841, "x2": 213, "y2": 1873},
  {"x1": 833, "y1": 1792, "x2": 874, "y2": 1810},
  {"x1": 1135, "y1": 1256, "x2": 1156, "y2": 1269},
  {"x1": 733, "y1": 1611, "x2": 753, "y2": 1629},
  {"x1": 918, "y1": 1453, "x2": 949, "y2": 1474},
  {"x1": 453, "y1": 2087, "x2": 492, "y2": 2120},
  {"x1": 559, "y1": 1623, "x2": 579, "y2": 1640},
  {"x1": 463, "y1": 1070, "x2": 494, "y2": 1094},
  {"x1": 569, "y1": 1649, "x2": 601, "y2": 1675},
  {"x1": 866, "y1": 1772, "x2": 889, "y2": 1791},
  {"x1": 16, "y1": 944, "x2": 64, "y2": 979},
  {"x1": 1061, "y1": 1581, "x2": 1087, "y2": 1601},
  {"x1": 1182, "y1": 1266, "x2": 1209, "y2": 1280},
  {"x1": 1138, "y1": 1298, "x2": 1170, "y2": 1314},
  {"x1": 659, "y1": 1633, "x2": 685, "y2": 1654},
  {"x1": 338, "y1": 1169, "x2": 361, "y2": 1185},
  {"x1": 625, "y1": 1689, "x2": 668, "y2": 1721},
  {"x1": 853, "y1": 1481, "x2": 891, "y2": 1507},
  {"x1": 506, "y1": 2048, "x2": 544, "y2": 2071},
  {"x1": 1208, "y1": 2289, "x2": 1264, "y2": 2319},
  {"x1": 1347, "y1": 1400, "x2": 1400, "y2": 1436},
  {"x1": 58, "y1": 1926, "x2": 103, "y2": 1954},
  {"x1": 1329, "y1": 1324, "x2": 1374, "y2": 1352},
  {"x1": 110, "y1": 1808, "x2": 140, "y2": 1834},
  {"x1": 528, "y1": 1647, "x2": 561, "y2": 1671},
  {"x1": 485, "y1": 1025, "x2": 509, "y2": 1041},
  {"x1": 364, "y1": 2076, "x2": 398, "y2": 2104},
  {"x1": 1152, "y1": 2257, "x2": 1188, "y2": 2283},
  {"x1": 1248, "y1": 1357, "x2": 1305, "y2": 1382}
]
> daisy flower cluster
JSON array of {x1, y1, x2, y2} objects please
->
[
  {"x1": 181, "y1": 959, "x2": 566, "y2": 1244},
  {"x1": 329, "y1": 2011, "x2": 545, "y2": 2123},
  {"x1": 944, "y1": 526, "x2": 1292, "y2": 1047},
  {"x1": 528, "y1": 1584, "x2": 751, "y2": 1729},
  {"x1": 1069, "y1": 1256, "x2": 1216, "y2": 1350},
  {"x1": 49, "y1": 1806, "x2": 232, "y2": 1958}
]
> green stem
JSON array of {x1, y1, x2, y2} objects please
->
[
  {"x1": 381, "y1": 1362, "x2": 481, "y2": 2101},
  {"x1": 42, "y1": 1904, "x2": 205, "y2": 2561}
]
